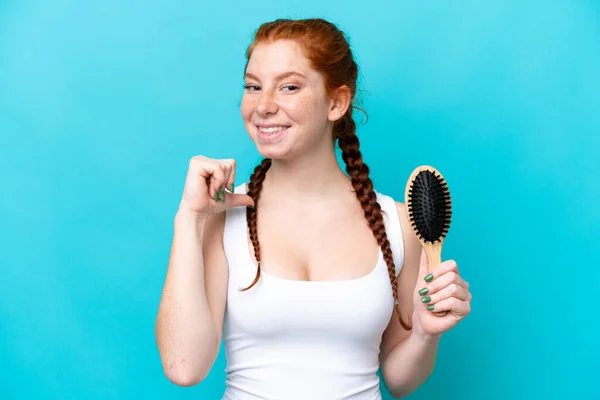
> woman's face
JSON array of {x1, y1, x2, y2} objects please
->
[{"x1": 241, "y1": 40, "x2": 337, "y2": 160}]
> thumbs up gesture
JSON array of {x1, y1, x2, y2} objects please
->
[
  {"x1": 178, "y1": 156, "x2": 255, "y2": 220},
  {"x1": 412, "y1": 248, "x2": 472, "y2": 339}
]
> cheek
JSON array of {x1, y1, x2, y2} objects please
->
[
  {"x1": 240, "y1": 97, "x2": 254, "y2": 121},
  {"x1": 286, "y1": 94, "x2": 325, "y2": 122}
]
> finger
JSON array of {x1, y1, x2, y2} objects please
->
[
  {"x1": 421, "y1": 270, "x2": 469, "y2": 297},
  {"x1": 420, "y1": 258, "x2": 467, "y2": 289},
  {"x1": 214, "y1": 160, "x2": 233, "y2": 201},
  {"x1": 426, "y1": 296, "x2": 471, "y2": 316},
  {"x1": 432, "y1": 259, "x2": 460, "y2": 279},
  {"x1": 224, "y1": 193, "x2": 255, "y2": 209},
  {"x1": 221, "y1": 158, "x2": 237, "y2": 193},
  {"x1": 189, "y1": 157, "x2": 222, "y2": 200},
  {"x1": 197, "y1": 161, "x2": 227, "y2": 201},
  {"x1": 422, "y1": 283, "x2": 470, "y2": 306}
]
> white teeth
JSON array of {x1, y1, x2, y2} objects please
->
[{"x1": 258, "y1": 126, "x2": 288, "y2": 133}]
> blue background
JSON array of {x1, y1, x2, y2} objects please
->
[{"x1": 1, "y1": 0, "x2": 599, "y2": 399}]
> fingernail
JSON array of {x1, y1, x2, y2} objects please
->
[
  {"x1": 214, "y1": 190, "x2": 219, "y2": 201},
  {"x1": 220, "y1": 187, "x2": 226, "y2": 201},
  {"x1": 421, "y1": 296, "x2": 431, "y2": 303},
  {"x1": 427, "y1": 305, "x2": 435, "y2": 311},
  {"x1": 418, "y1": 288, "x2": 428, "y2": 296},
  {"x1": 424, "y1": 274, "x2": 433, "y2": 283},
  {"x1": 230, "y1": 184, "x2": 235, "y2": 193}
]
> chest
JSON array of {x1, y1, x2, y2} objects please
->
[{"x1": 250, "y1": 202, "x2": 380, "y2": 281}]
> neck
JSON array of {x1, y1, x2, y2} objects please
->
[{"x1": 262, "y1": 138, "x2": 351, "y2": 200}]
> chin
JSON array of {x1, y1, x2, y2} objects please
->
[
  {"x1": 248, "y1": 126, "x2": 296, "y2": 160},
  {"x1": 255, "y1": 144, "x2": 294, "y2": 160}
]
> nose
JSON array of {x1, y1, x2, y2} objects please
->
[{"x1": 256, "y1": 90, "x2": 278, "y2": 116}]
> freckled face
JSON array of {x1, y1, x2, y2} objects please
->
[{"x1": 241, "y1": 40, "x2": 333, "y2": 160}]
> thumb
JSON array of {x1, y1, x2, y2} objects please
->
[{"x1": 225, "y1": 193, "x2": 255, "y2": 209}]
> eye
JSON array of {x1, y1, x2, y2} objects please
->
[
  {"x1": 282, "y1": 84, "x2": 300, "y2": 91},
  {"x1": 244, "y1": 84, "x2": 260, "y2": 92}
]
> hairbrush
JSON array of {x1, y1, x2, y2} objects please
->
[{"x1": 405, "y1": 165, "x2": 452, "y2": 317}]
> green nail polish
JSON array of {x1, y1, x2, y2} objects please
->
[
  {"x1": 421, "y1": 296, "x2": 431, "y2": 303},
  {"x1": 230, "y1": 184, "x2": 235, "y2": 193},
  {"x1": 221, "y1": 189, "x2": 226, "y2": 201},
  {"x1": 418, "y1": 288, "x2": 428, "y2": 296},
  {"x1": 214, "y1": 191, "x2": 219, "y2": 201},
  {"x1": 424, "y1": 274, "x2": 433, "y2": 283},
  {"x1": 427, "y1": 305, "x2": 435, "y2": 311}
]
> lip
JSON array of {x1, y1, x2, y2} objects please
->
[
  {"x1": 255, "y1": 123, "x2": 291, "y2": 128},
  {"x1": 256, "y1": 125, "x2": 290, "y2": 143}
]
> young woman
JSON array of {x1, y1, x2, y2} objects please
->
[{"x1": 155, "y1": 18, "x2": 472, "y2": 399}]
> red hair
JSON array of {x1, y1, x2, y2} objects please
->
[{"x1": 241, "y1": 18, "x2": 411, "y2": 330}]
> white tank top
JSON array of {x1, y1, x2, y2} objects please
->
[{"x1": 221, "y1": 183, "x2": 405, "y2": 400}]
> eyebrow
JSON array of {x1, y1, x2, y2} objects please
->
[{"x1": 244, "y1": 71, "x2": 307, "y2": 81}]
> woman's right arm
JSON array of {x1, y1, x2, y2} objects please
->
[{"x1": 154, "y1": 156, "x2": 254, "y2": 386}]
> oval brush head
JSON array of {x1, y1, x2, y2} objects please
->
[
  {"x1": 405, "y1": 166, "x2": 452, "y2": 246},
  {"x1": 405, "y1": 165, "x2": 452, "y2": 317}
]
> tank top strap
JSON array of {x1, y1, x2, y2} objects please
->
[{"x1": 375, "y1": 191, "x2": 405, "y2": 276}]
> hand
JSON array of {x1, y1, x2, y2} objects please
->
[
  {"x1": 178, "y1": 156, "x2": 254, "y2": 219},
  {"x1": 411, "y1": 248, "x2": 472, "y2": 340}
]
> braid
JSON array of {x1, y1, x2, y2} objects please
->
[
  {"x1": 240, "y1": 158, "x2": 272, "y2": 291},
  {"x1": 337, "y1": 113, "x2": 412, "y2": 330}
]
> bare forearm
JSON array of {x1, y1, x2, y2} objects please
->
[
  {"x1": 382, "y1": 332, "x2": 441, "y2": 398},
  {"x1": 155, "y1": 211, "x2": 217, "y2": 385}
]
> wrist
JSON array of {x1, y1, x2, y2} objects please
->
[
  {"x1": 411, "y1": 327, "x2": 442, "y2": 346},
  {"x1": 175, "y1": 208, "x2": 207, "y2": 227}
]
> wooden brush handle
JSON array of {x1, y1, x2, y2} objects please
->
[
  {"x1": 423, "y1": 241, "x2": 448, "y2": 317},
  {"x1": 423, "y1": 241, "x2": 443, "y2": 273}
]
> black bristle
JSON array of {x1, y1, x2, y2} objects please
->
[{"x1": 407, "y1": 170, "x2": 452, "y2": 243}]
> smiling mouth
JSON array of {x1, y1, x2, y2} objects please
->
[
  {"x1": 256, "y1": 125, "x2": 291, "y2": 133},
  {"x1": 256, "y1": 125, "x2": 290, "y2": 142}
]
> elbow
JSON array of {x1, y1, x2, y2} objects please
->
[
  {"x1": 158, "y1": 346, "x2": 218, "y2": 387},
  {"x1": 155, "y1": 326, "x2": 219, "y2": 387},
  {"x1": 382, "y1": 370, "x2": 432, "y2": 399},
  {"x1": 162, "y1": 363, "x2": 208, "y2": 387},
  {"x1": 387, "y1": 388, "x2": 412, "y2": 399},
  {"x1": 387, "y1": 384, "x2": 420, "y2": 399},
  {"x1": 384, "y1": 372, "x2": 434, "y2": 399},
  {"x1": 166, "y1": 373, "x2": 203, "y2": 387},
  {"x1": 155, "y1": 333, "x2": 218, "y2": 387},
  {"x1": 158, "y1": 347, "x2": 214, "y2": 388}
]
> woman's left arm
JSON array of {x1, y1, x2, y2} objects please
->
[{"x1": 379, "y1": 202, "x2": 472, "y2": 399}]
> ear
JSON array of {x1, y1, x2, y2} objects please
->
[{"x1": 327, "y1": 85, "x2": 352, "y2": 122}]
